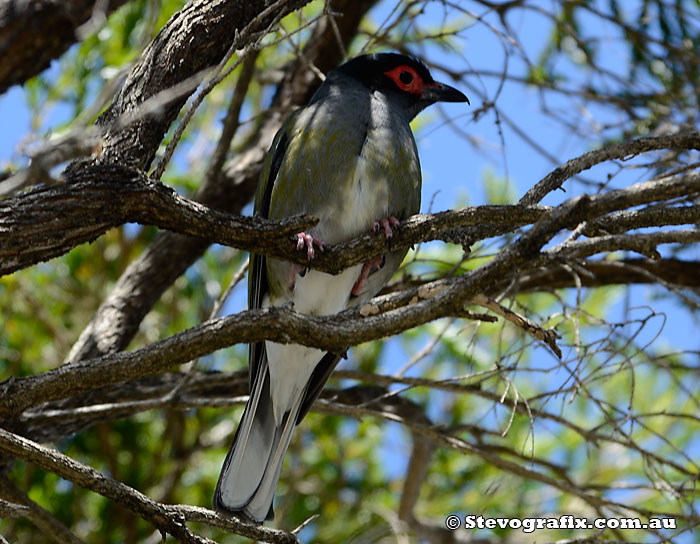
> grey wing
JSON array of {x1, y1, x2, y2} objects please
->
[{"x1": 248, "y1": 128, "x2": 290, "y2": 390}]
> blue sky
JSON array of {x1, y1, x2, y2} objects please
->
[
  {"x1": 409, "y1": 2, "x2": 700, "y2": 354},
  {"x1": 0, "y1": 86, "x2": 32, "y2": 167}
]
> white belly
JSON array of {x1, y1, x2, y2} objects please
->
[{"x1": 264, "y1": 264, "x2": 362, "y2": 423}]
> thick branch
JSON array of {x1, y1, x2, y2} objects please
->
[
  {"x1": 7, "y1": 168, "x2": 699, "y2": 279},
  {"x1": 1, "y1": 302, "x2": 434, "y2": 418},
  {"x1": 0, "y1": 165, "x2": 545, "y2": 276},
  {"x1": 0, "y1": 165, "x2": 315, "y2": 277},
  {"x1": 4, "y1": 174, "x2": 700, "y2": 419}
]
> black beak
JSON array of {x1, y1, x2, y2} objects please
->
[{"x1": 422, "y1": 81, "x2": 470, "y2": 104}]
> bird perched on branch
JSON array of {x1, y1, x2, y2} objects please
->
[{"x1": 214, "y1": 52, "x2": 468, "y2": 523}]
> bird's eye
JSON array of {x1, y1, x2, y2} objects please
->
[{"x1": 384, "y1": 66, "x2": 423, "y2": 94}]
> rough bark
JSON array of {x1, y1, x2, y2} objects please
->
[
  {"x1": 0, "y1": 166, "x2": 549, "y2": 276},
  {"x1": 8, "y1": 163, "x2": 698, "y2": 280},
  {"x1": 0, "y1": 165, "x2": 315, "y2": 276}
]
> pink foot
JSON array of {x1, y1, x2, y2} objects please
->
[
  {"x1": 295, "y1": 232, "x2": 324, "y2": 260},
  {"x1": 350, "y1": 217, "x2": 399, "y2": 296},
  {"x1": 373, "y1": 216, "x2": 400, "y2": 241},
  {"x1": 351, "y1": 255, "x2": 385, "y2": 296},
  {"x1": 288, "y1": 232, "x2": 324, "y2": 289}
]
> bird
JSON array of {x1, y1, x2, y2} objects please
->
[{"x1": 214, "y1": 52, "x2": 469, "y2": 523}]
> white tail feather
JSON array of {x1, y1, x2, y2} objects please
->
[{"x1": 214, "y1": 354, "x2": 306, "y2": 522}]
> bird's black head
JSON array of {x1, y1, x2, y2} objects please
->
[{"x1": 333, "y1": 53, "x2": 469, "y2": 120}]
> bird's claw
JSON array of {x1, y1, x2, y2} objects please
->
[
  {"x1": 372, "y1": 216, "x2": 400, "y2": 240},
  {"x1": 352, "y1": 217, "x2": 398, "y2": 295},
  {"x1": 288, "y1": 233, "x2": 323, "y2": 289},
  {"x1": 351, "y1": 255, "x2": 385, "y2": 296},
  {"x1": 295, "y1": 232, "x2": 325, "y2": 260}
]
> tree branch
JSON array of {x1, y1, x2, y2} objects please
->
[
  {"x1": 446, "y1": 132, "x2": 700, "y2": 246},
  {"x1": 549, "y1": 228, "x2": 700, "y2": 260},
  {"x1": 0, "y1": 475, "x2": 87, "y2": 544},
  {"x1": 316, "y1": 399, "x2": 695, "y2": 523},
  {"x1": 0, "y1": 165, "x2": 315, "y2": 277},
  {"x1": 519, "y1": 132, "x2": 700, "y2": 205},
  {"x1": 5, "y1": 167, "x2": 699, "y2": 279},
  {"x1": 582, "y1": 204, "x2": 700, "y2": 236},
  {"x1": 16, "y1": 367, "x2": 698, "y2": 483},
  {"x1": 470, "y1": 294, "x2": 561, "y2": 357},
  {"x1": 513, "y1": 258, "x2": 700, "y2": 291},
  {"x1": 82, "y1": 0, "x2": 310, "y2": 171}
]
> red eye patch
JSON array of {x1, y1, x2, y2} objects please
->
[{"x1": 384, "y1": 65, "x2": 424, "y2": 95}]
